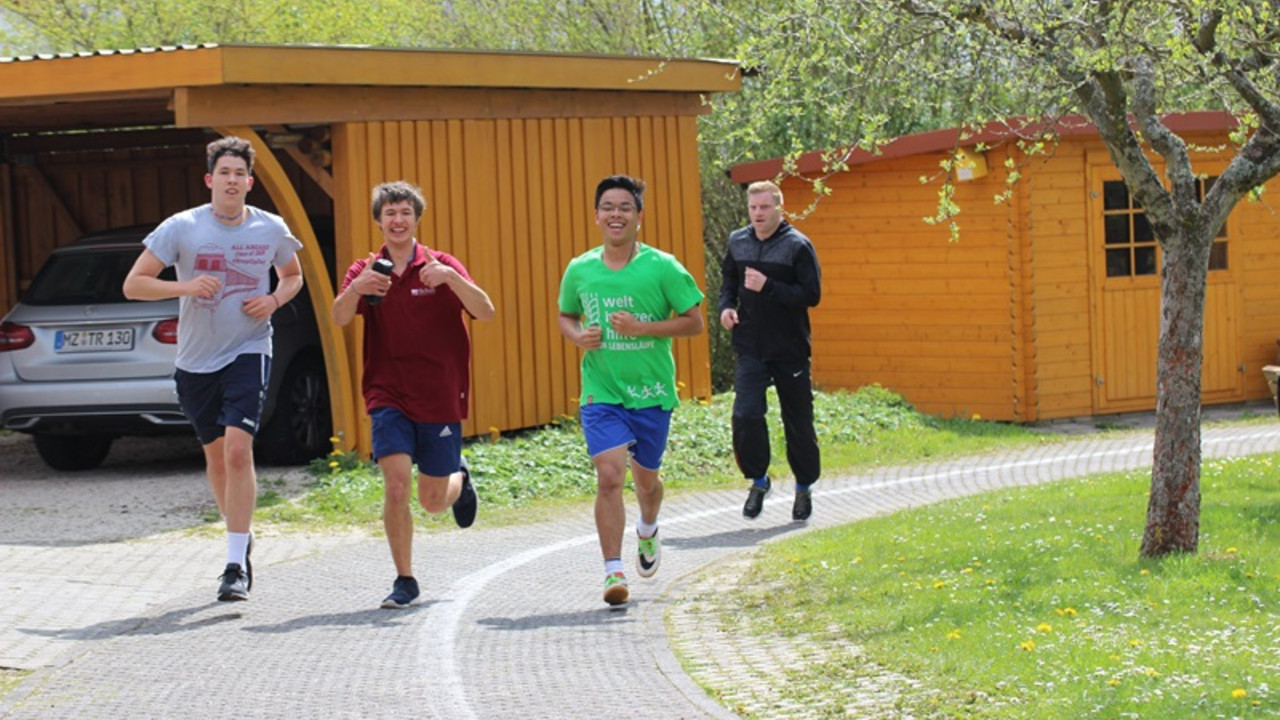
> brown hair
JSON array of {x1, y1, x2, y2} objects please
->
[
  {"x1": 206, "y1": 136, "x2": 255, "y2": 174},
  {"x1": 371, "y1": 181, "x2": 427, "y2": 220}
]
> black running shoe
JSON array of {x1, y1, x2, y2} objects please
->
[
  {"x1": 792, "y1": 487, "x2": 813, "y2": 522},
  {"x1": 743, "y1": 476, "x2": 771, "y2": 519},
  {"x1": 217, "y1": 563, "x2": 249, "y2": 602},
  {"x1": 245, "y1": 534, "x2": 254, "y2": 591},
  {"x1": 381, "y1": 576, "x2": 420, "y2": 609},
  {"x1": 452, "y1": 459, "x2": 479, "y2": 529}
]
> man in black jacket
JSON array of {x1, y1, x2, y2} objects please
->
[{"x1": 718, "y1": 180, "x2": 822, "y2": 521}]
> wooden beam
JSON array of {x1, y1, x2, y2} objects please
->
[
  {"x1": 214, "y1": 125, "x2": 357, "y2": 452},
  {"x1": 0, "y1": 97, "x2": 173, "y2": 133},
  {"x1": 263, "y1": 125, "x2": 334, "y2": 198},
  {"x1": 0, "y1": 46, "x2": 739, "y2": 104},
  {"x1": 175, "y1": 86, "x2": 709, "y2": 128},
  {"x1": 0, "y1": 163, "x2": 13, "y2": 310},
  {"x1": 216, "y1": 46, "x2": 741, "y2": 93},
  {"x1": 7, "y1": 128, "x2": 211, "y2": 154}
]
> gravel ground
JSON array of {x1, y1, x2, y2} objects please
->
[{"x1": 0, "y1": 432, "x2": 316, "y2": 546}]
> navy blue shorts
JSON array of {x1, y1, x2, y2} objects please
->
[
  {"x1": 370, "y1": 406, "x2": 462, "y2": 477},
  {"x1": 174, "y1": 354, "x2": 271, "y2": 445},
  {"x1": 579, "y1": 403, "x2": 672, "y2": 470}
]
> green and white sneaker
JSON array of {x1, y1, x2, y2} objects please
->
[
  {"x1": 636, "y1": 529, "x2": 661, "y2": 578},
  {"x1": 603, "y1": 571, "x2": 630, "y2": 606}
]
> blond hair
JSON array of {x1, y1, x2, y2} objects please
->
[{"x1": 747, "y1": 180, "x2": 783, "y2": 206}]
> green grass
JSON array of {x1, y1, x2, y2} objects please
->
[
  {"x1": 256, "y1": 384, "x2": 1055, "y2": 530},
  {"x1": 732, "y1": 454, "x2": 1280, "y2": 719}
]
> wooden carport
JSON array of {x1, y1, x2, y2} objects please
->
[{"x1": 0, "y1": 44, "x2": 740, "y2": 454}]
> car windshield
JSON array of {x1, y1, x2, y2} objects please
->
[{"x1": 21, "y1": 246, "x2": 173, "y2": 306}]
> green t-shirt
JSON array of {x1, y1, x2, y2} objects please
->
[{"x1": 558, "y1": 243, "x2": 705, "y2": 410}]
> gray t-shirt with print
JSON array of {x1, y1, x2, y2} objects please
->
[{"x1": 144, "y1": 204, "x2": 302, "y2": 373}]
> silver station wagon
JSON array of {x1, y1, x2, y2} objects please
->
[{"x1": 0, "y1": 225, "x2": 331, "y2": 470}]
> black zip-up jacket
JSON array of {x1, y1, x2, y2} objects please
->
[{"x1": 717, "y1": 220, "x2": 822, "y2": 361}]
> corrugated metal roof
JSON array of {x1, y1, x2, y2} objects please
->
[{"x1": 0, "y1": 43, "x2": 218, "y2": 63}]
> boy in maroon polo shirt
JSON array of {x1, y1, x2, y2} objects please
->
[{"x1": 333, "y1": 180, "x2": 495, "y2": 608}]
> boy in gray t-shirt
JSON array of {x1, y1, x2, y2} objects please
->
[{"x1": 124, "y1": 136, "x2": 303, "y2": 602}]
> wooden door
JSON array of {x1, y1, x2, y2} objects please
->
[{"x1": 1088, "y1": 165, "x2": 1243, "y2": 413}]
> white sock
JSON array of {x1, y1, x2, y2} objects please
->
[
  {"x1": 604, "y1": 558, "x2": 624, "y2": 576},
  {"x1": 636, "y1": 517, "x2": 658, "y2": 539},
  {"x1": 227, "y1": 532, "x2": 251, "y2": 568}
]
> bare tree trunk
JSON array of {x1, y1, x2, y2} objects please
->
[{"x1": 1141, "y1": 230, "x2": 1211, "y2": 556}]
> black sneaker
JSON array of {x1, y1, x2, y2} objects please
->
[
  {"x1": 217, "y1": 563, "x2": 249, "y2": 602},
  {"x1": 381, "y1": 576, "x2": 420, "y2": 609},
  {"x1": 743, "y1": 476, "x2": 771, "y2": 519},
  {"x1": 245, "y1": 534, "x2": 254, "y2": 591},
  {"x1": 792, "y1": 487, "x2": 813, "y2": 522},
  {"x1": 451, "y1": 459, "x2": 479, "y2": 529}
]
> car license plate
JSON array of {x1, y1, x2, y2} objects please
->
[{"x1": 55, "y1": 328, "x2": 135, "y2": 353}]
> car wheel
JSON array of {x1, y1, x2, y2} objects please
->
[
  {"x1": 33, "y1": 433, "x2": 114, "y2": 471},
  {"x1": 257, "y1": 355, "x2": 331, "y2": 465}
]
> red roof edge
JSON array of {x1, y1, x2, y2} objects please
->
[{"x1": 728, "y1": 111, "x2": 1240, "y2": 184}]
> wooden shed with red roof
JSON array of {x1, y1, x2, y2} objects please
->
[
  {"x1": 731, "y1": 113, "x2": 1280, "y2": 421},
  {"x1": 0, "y1": 44, "x2": 740, "y2": 453}
]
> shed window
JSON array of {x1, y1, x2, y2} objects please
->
[{"x1": 1102, "y1": 178, "x2": 1227, "y2": 278}]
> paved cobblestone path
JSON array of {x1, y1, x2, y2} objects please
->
[{"x1": 2, "y1": 421, "x2": 1277, "y2": 719}]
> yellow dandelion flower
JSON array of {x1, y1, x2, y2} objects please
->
[
  {"x1": 329, "y1": 436, "x2": 341, "y2": 444},
  {"x1": 985, "y1": 579, "x2": 996, "y2": 586},
  {"x1": 1019, "y1": 639, "x2": 1036, "y2": 652},
  {"x1": 1144, "y1": 669, "x2": 1161, "y2": 677},
  {"x1": 1036, "y1": 623, "x2": 1052, "y2": 633},
  {"x1": 1226, "y1": 547, "x2": 1239, "y2": 554},
  {"x1": 1140, "y1": 569, "x2": 1150, "y2": 575},
  {"x1": 1056, "y1": 607, "x2": 1077, "y2": 616},
  {"x1": 933, "y1": 580, "x2": 947, "y2": 589},
  {"x1": 1232, "y1": 688, "x2": 1247, "y2": 699},
  {"x1": 946, "y1": 631, "x2": 961, "y2": 640},
  {"x1": 329, "y1": 460, "x2": 339, "y2": 469},
  {"x1": 971, "y1": 413, "x2": 982, "y2": 420},
  {"x1": 1107, "y1": 678, "x2": 1121, "y2": 687},
  {"x1": 960, "y1": 567, "x2": 974, "y2": 574},
  {"x1": 1129, "y1": 639, "x2": 1143, "y2": 647}
]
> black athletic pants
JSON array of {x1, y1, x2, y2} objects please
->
[{"x1": 730, "y1": 353, "x2": 821, "y2": 485}]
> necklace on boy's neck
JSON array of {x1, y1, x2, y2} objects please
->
[{"x1": 211, "y1": 205, "x2": 245, "y2": 223}]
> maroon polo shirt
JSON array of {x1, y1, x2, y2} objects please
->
[{"x1": 341, "y1": 242, "x2": 474, "y2": 423}]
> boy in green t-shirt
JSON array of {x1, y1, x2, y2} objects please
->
[{"x1": 558, "y1": 175, "x2": 705, "y2": 606}]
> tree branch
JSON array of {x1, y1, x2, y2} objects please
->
[{"x1": 1129, "y1": 55, "x2": 1196, "y2": 209}]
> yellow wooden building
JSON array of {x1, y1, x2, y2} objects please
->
[
  {"x1": 0, "y1": 44, "x2": 740, "y2": 453},
  {"x1": 731, "y1": 112, "x2": 1280, "y2": 422}
]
